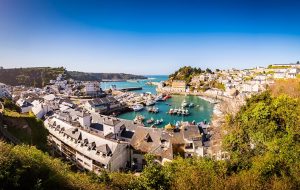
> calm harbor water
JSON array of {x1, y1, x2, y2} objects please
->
[{"x1": 101, "y1": 75, "x2": 214, "y2": 127}]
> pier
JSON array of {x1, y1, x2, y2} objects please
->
[{"x1": 118, "y1": 87, "x2": 142, "y2": 92}]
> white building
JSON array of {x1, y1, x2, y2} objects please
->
[
  {"x1": 16, "y1": 99, "x2": 33, "y2": 113},
  {"x1": 0, "y1": 83, "x2": 11, "y2": 98},
  {"x1": 274, "y1": 72, "x2": 286, "y2": 79},
  {"x1": 31, "y1": 100, "x2": 52, "y2": 119},
  {"x1": 242, "y1": 83, "x2": 259, "y2": 93},
  {"x1": 45, "y1": 116, "x2": 130, "y2": 172},
  {"x1": 83, "y1": 82, "x2": 101, "y2": 96}
]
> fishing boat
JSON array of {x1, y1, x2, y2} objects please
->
[
  {"x1": 147, "y1": 106, "x2": 159, "y2": 113},
  {"x1": 145, "y1": 100, "x2": 155, "y2": 106},
  {"x1": 181, "y1": 100, "x2": 188, "y2": 107},
  {"x1": 183, "y1": 109, "x2": 190, "y2": 115},
  {"x1": 134, "y1": 115, "x2": 145, "y2": 123},
  {"x1": 152, "y1": 107, "x2": 159, "y2": 113},
  {"x1": 162, "y1": 94, "x2": 172, "y2": 101},
  {"x1": 173, "y1": 108, "x2": 178, "y2": 114},
  {"x1": 168, "y1": 108, "x2": 174, "y2": 114},
  {"x1": 132, "y1": 104, "x2": 144, "y2": 111},
  {"x1": 146, "y1": 117, "x2": 154, "y2": 124},
  {"x1": 155, "y1": 95, "x2": 163, "y2": 101},
  {"x1": 155, "y1": 118, "x2": 164, "y2": 125},
  {"x1": 177, "y1": 108, "x2": 183, "y2": 115}
]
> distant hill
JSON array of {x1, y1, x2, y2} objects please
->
[
  {"x1": 67, "y1": 71, "x2": 147, "y2": 82},
  {"x1": 0, "y1": 67, "x2": 66, "y2": 87},
  {"x1": 0, "y1": 67, "x2": 147, "y2": 87}
]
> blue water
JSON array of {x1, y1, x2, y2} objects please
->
[
  {"x1": 101, "y1": 75, "x2": 168, "y2": 94},
  {"x1": 101, "y1": 75, "x2": 214, "y2": 127}
]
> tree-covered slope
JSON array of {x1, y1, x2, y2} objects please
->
[
  {"x1": 0, "y1": 142, "x2": 107, "y2": 190},
  {"x1": 67, "y1": 71, "x2": 147, "y2": 81},
  {"x1": 168, "y1": 66, "x2": 213, "y2": 84},
  {"x1": 0, "y1": 67, "x2": 66, "y2": 87},
  {"x1": 0, "y1": 67, "x2": 147, "y2": 87}
]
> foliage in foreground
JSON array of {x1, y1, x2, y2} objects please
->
[
  {"x1": 0, "y1": 142, "x2": 107, "y2": 190},
  {"x1": 2, "y1": 99, "x2": 49, "y2": 151}
]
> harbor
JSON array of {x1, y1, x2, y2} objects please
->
[
  {"x1": 102, "y1": 76, "x2": 215, "y2": 127},
  {"x1": 118, "y1": 94, "x2": 214, "y2": 127}
]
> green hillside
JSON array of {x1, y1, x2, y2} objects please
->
[
  {"x1": 0, "y1": 67, "x2": 66, "y2": 87},
  {"x1": 67, "y1": 71, "x2": 147, "y2": 81},
  {"x1": 0, "y1": 67, "x2": 147, "y2": 87}
]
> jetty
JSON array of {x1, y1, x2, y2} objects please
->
[{"x1": 118, "y1": 87, "x2": 142, "y2": 92}]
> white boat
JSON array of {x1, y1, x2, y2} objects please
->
[
  {"x1": 174, "y1": 108, "x2": 178, "y2": 114},
  {"x1": 132, "y1": 104, "x2": 144, "y2": 111},
  {"x1": 155, "y1": 95, "x2": 163, "y2": 101},
  {"x1": 155, "y1": 118, "x2": 164, "y2": 125},
  {"x1": 168, "y1": 108, "x2": 174, "y2": 114},
  {"x1": 147, "y1": 106, "x2": 159, "y2": 113},
  {"x1": 145, "y1": 100, "x2": 155, "y2": 106},
  {"x1": 189, "y1": 103, "x2": 194, "y2": 107},
  {"x1": 152, "y1": 107, "x2": 159, "y2": 113},
  {"x1": 134, "y1": 115, "x2": 145, "y2": 122},
  {"x1": 184, "y1": 109, "x2": 190, "y2": 115},
  {"x1": 181, "y1": 100, "x2": 188, "y2": 107},
  {"x1": 146, "y1": 117, "x2": 154, "y2": 124},
  {"x1": 177, "y1": 108, "x2": 182, "y2": 115}
]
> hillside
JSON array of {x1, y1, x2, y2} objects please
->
[
  {"x1": 0, "y1": 67, "x2": 147, "y2": 87},
  {"x1": 0, "y1": 67, "x2": 66, "y2": 87},
  {"x1": 168, "y1": 66, "x2": 212, "y2": 84},
  {"x1": 67, "y1": 71, "x2": 147, "y2": 81}
]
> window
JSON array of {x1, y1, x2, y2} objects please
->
[{"x1": 133, "y1": 158, "x2": 138, "y2": 163}]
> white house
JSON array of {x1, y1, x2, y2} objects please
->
[
  {"x1": 31, "y1": 100, "x2": 52, "y2": 119},
  {"x1": 16, "y1": 99, "x2": 33, "y2": 113},
  {"x1": 242, "y1": 83, "x2": 259, "y2": 93},
  {"x1": 83, "y1": 82, "x2": 101, "y2": 96},
  {"x1": 0, "y1": 83, "x2": 11, "y2": 98},
  {"x1": 274, "y1": 72, "x2": 285, "y2": 79}
]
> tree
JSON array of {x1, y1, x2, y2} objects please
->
[
  {"x1": 138, "y1": 154, "x2": 170, "y2": 190},
  {"x1": 223, "y1": 91, "x2": 300, "y2": 181},
  {"x1": 206, "y1": 68, "x2": 213, "y2": 74}
]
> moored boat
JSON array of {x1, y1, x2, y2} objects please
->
[
  {"x1": 155, "y1": 118, "x2": 164, "y2": 125},
  {"x1": 155, "y1": 95, "x2": 163, "y2": 101},
  {"x1": 146, "y1": 117, "x2": 154, "y2": 124},
  {"x1": 145, "y1": 100, "x2": 155, "y2": 106},
  {"x1": 162, "y1": 94, "x2": 172, "y2": 101},
  {"x1": 134, "y1": 115, "x2": 145, "y2": 123},
  {"x1": 132, "y1": 104, "x2": 144, "y2": 111},
  {"x1": 181, "y1": 100, "x2": 188, "y2": 107}
]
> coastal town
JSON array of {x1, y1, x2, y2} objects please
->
[{"x1": 0, "y1": 62, "x2": 299, "y2": 173}]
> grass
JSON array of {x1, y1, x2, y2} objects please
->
[
  {"x1": 6, "y1": 124, "x2": 31, "y2": 143},
  {"x1": 3, "y1": 110, "x2": 49, "y2": 151}
]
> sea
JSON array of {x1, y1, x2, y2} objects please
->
[{"x1": 101, "y1": 75, "x2": 214, "y2": 127}]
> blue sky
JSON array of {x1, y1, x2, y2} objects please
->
[{"x1": 0, "y1": 0, "x2": 300, "y2": 75}]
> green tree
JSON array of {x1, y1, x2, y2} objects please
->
[{"x1": 137, "y1": 154, "x2": 170, "y2": 190}]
